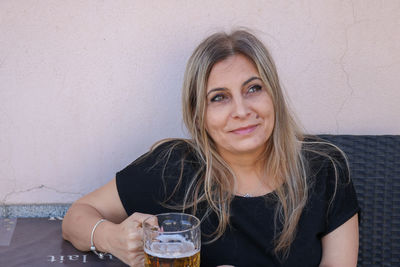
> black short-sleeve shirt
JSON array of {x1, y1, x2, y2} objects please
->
[{"x1": 116, "y1": 140, "x2": 360, "y2": 267}]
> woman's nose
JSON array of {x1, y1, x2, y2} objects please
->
[{"x1": 231, "y1": 97, "x2": 251, "y2": 118}]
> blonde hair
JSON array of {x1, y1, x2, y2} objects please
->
[{"x1": 156, "y1": 30, "x2": 341, "y2": 257}]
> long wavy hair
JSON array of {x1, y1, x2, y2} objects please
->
[{"x1": 155, "y1": 29, "x2": 338, "y2": 257}]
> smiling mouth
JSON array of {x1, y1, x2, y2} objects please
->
[{"x1": 230, "y1": 125, "x2": 258, "y2": 135}]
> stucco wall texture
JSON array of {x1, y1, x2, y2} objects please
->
[{"x1": 1, "y1": 1, "x2": 399, "y2": 205}]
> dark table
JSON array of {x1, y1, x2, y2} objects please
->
[{"x1": 0, "y1": 218, "x2": 126, "y2": 267}]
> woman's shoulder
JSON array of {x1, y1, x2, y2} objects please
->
[
  {"x1": 301, "y1": 137, "x2": 359, "y2": 235},
  {"x1": 127, "y1": 138, "x2": 201, "y2": 170},
  {"x1": 302, "y1": 136, "x2": 347, "y2": 164},
  {"x1": 150, "y1": 138, "x2": 197, "y2": 156},
  {"x1": 301, "y1": 136, "x2": 350, "y2": 184},
  {"x1": 117, "y1": 138, "x2": 202, "y2": 191}
]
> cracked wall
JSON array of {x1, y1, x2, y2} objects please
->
[{"x1": 0, "y1": 0, "x2": 399, "y2": 205}]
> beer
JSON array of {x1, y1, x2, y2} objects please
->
[
  {"x1": 144, "y1": 249, "x2": 200, "y2": 267},
  {"x1": 144, "y1": 251, "x2": 200, "y2": 267},
  {"x1": 144, "y1": 234, "x2": 200, "y2": 267}
]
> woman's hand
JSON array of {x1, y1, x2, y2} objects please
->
[
  {"x1": 62, "y1": 179, "x2": 156, "y2": 267},
  {"x1": 104, "y1": 212, "x2": 154, "y2": 267}
]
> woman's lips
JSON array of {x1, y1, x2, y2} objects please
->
[{"x1": 230, "y1": 125, "x2": 258, "y2": 135}]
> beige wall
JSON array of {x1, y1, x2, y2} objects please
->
[{"x1": 1, "y1": 0, "x2": 399, "y2": 204}]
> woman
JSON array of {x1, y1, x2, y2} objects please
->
[{"x1": 62, "y1": 30, "x2": 359, "y2": 266}]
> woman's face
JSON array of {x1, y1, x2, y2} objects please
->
[{"x1": 204, "y1": 54, "x2": 275, "y2": 158}]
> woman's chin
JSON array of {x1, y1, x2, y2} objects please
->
[{"x1": 229, "y1": 142, "x2": 267, "y2": 156}]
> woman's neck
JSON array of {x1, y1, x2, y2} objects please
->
[{"x1": 218, "y1": 148, "x2": 273, "y2": 196}]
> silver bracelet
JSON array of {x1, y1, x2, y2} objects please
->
[{"x1": 90, "y1": 218, "x2": 108, "y2": 259}]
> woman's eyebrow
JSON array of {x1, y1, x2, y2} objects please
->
[
  {"x1": 206, "y1": 76, "x2": 262, "y2": 97},
  {"x1": 242, "y1": 76, "x2": 262, "y2": 86},
  {"x1": 206, "y1": 88, "x2": 226, "y2": 97}
]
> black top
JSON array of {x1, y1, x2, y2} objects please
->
[{"x1": 116, "y1": 140, "x2": 360, "y2": 267}]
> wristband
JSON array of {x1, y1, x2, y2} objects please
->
[{"x1": 90, "y1": 219, "x2": 108, "y2": 259}]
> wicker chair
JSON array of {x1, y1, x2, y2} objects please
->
[{"x1": 320, "y1": 135, "x2": 400, "y2": 266}]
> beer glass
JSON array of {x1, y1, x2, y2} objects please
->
[{"x1": 143, "y1": 212, "x2": 201, "y2": 267}]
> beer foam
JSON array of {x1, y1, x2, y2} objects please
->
[{"x1": 145, "y1": 234, "x2": 199, "y2": 259}]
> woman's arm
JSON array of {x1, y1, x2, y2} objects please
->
[
  {"x1": 62, "y1": 178, "x2": 152, "y2": 266},
  {"x1": 62, "y1": 178, "x2": 127, "y2": 247},
  {"x1": 319, "y1": 214, "x2": 359, "y2": 267}
]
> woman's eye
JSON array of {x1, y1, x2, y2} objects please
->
[
  {"x1": 210, "y1": 94, "x2": 226, "y2": 102},
  {"x1": 247, "y1": 85, "x2": 262, "y2": 94}
]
